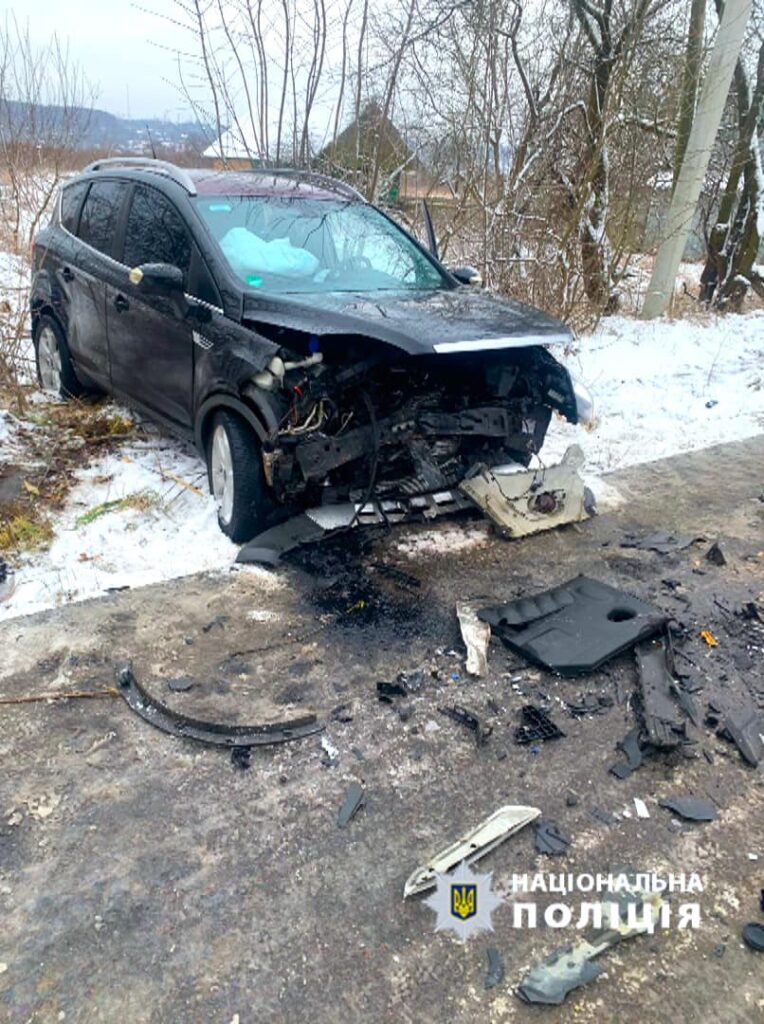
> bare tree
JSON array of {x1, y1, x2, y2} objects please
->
[{"x1": 0, "y1": 15, "x2": 92, "y2": 400}]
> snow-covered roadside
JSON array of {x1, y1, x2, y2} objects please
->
[
  {"x1": 545, "y1": 312, "x2": 764, "y2": 473},
  {"x1": 0, "y1": 430, "x2": 282, "y2": 621},
  {"x1": 1, "y1": 310, "x2": 762, "y2": 621}
]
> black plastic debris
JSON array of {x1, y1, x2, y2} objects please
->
[
  {"x1": 337, "y1": 781, "x2": 365, "y2": 827},
  {"x1": 723, "y1": 704, "x2": 764, "y2": 767},
  {"x1": 480, "y1": 577, "x2": 667, "y2": 677},
  {"x1": 658, "y1": 796, "x2": 717, "y2": 822},
  {"x1": 484, "y1": 947, "x2": 505, "y2": 990},
  {"x1": 236, "y1": 513, "x2": 329, "y2": 565},
  {"x1": 231, "y1": 745, "x2": 252, "y2": 770},
  {"x1": 535, "y1": 820, "x2": 571, "y2": 855},
  {"x1": 621, "y1": 532, "x2": 701, "y2": 554},
  {"x1": 115, "y1": 663, "x2": 322, "y2": 748},
  {"x1": 377, "y1": 680, "x2": 408, "y2": 703},
  {"x1": 609, "y1": 728, "x2": 643, "y2": 779},
  {"x1": 514, "y1": 705, "x2": 565, "y2": 745},
  {"x1": 742, "y1": 923, "x2": 764, "y2": 952},
  {"x1": 330, "y1": 702, "x2": 354, "y2": 723},
  {"x1": 636, "y1": 638, "x2": 685, "y2": 749},
  {"x1": 439, "y1": 704, "x2": 493, "y2": 746},
  {"x1": 202, "y1": 614, "x2": 228, "y2": 633},
  {"x1": 167, "y1": 676, "x2": 195, "y2": 693},
  {"x1": 711, "y1": 699, "x2": 764, "y2": 767},
  {"x1": 740, "y1": 601, "x2": 761, "y2": 622},
  {"x1": 566, "y1": 693, "x2": 613, "y2": 718},
  {"x1": 591, "y1": 807, "x2": 617, "y2": 826},
  {"x1": 705, "y1": 540, "x2": 727, "y2": 566}
]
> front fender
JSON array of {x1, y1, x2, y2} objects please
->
[{"x1": 194, "y1": 393, "x2": 269, "y2": 453}]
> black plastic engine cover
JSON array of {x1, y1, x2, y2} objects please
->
[{"x1": 479, "y1": 576, "x2": 667, "y2": 677}]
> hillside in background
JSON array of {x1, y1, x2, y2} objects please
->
[{"x1": 0, "y1": 99, "x2": 210, "y2": 154}]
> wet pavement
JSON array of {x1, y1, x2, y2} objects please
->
[{"x1": 0, "y1": 437, "x2": 762, "y2": 1023}]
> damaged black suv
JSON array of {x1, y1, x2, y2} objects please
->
[{"x1": 31, "y1": 158, "x2": 592, "y2": 542}]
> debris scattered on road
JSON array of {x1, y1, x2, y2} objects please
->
[
  {"x1": 705, "y1": 540, "x2": 727, "y2": 566},
  {"x1": 337, "y1": 782, "x2": 366, "y2": 827},
  {"x1": 658, "y1": 796, "x2": 717, "y2": 821},
  {"x1": 517, "y1": 882, "x2": 665, "y2": 1005},
  {"x1": 636, "y1": 637, "x2": 685, "y2": 749},
  {"x1": 716, "y1": 700, "x2": 764, "y2": 767},
  {"x1": 320, "y1": 734, "x2": 340, "y2": 766},
  {"x1": 590, "y1": 806, "x2": 617, "y2": 826},
  {"x1": 231, "y1": 745, "x2": 252, "y2": 770},
  {"x1": 202, "y1": 614, "x2": 229, "y2": 632},
  {"x1": 514, "y1": 705, "x2": 565, "y2": 745},
  {"x1": 609, "y1": 728, "x2": 643, "y2": 779},
  {"x1": 377, "y1": 680, "x2": 408, "y2": 702},
  {"x1": 742, "y1": 923, "x2": 764, "y2": 952},
  {"x1": 456, "y1": 602, "x2": 491, "y2": 677},
  {"x1": 621, "y1": 532, "x2": 702, "y2": 554},
  {"x1": 480, "y1": 576, "x2": 666, "y2": 677},
  {"x1": 404, "y1": 804, "x2": 540, "y2": 897},
  {"x1": 114, "y1": 663, "x2": 323, "y2": 748},
  {"x1": 167, "y1": 676, "x2": 195, "y2": 693},
  {"x1": 439, "y1": 704, "x2": 493, "y2": 746},
  {"x1": 484, "y1": 947, "x2": 505, "y2": 990},
  {"x1": 633, "y1": 798, "x2": 650, "y2": 818},
  {"x1": 534, "y1": 820, "x2": 571, "y2": 855}
]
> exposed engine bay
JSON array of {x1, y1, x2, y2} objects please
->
[{"x1": 247, "y1": 335, "x2": 580, "y2": 509}]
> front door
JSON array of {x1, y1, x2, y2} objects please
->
[{"x1": 107, "y1": 183, "x2": 195, "y2": 428}]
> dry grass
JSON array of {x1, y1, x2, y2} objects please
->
[{"x1": 0, "y1": 395, "x2": 145, "y2": 560}]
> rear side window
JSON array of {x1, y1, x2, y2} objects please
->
[
  {"x1": 60, "y1": 181, "x2": 88, "y2": 234},
  {"x1": 123, "y1": 185, "x2": 191, "y2": 272},
  {"x1": 78, "y1": 181, "x2": 127, "y2": 256}
]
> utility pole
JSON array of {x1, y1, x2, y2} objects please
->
[{"x1": 642, "y1": 0, "x2": 753, "y2": 319}]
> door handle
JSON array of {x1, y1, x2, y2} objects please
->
[
  {"x1": 114, "y1": 294, "x2": 130, "y2": 313},
  {"x1": 61, "y1": 266, "x2": 74, "y2": 282}
]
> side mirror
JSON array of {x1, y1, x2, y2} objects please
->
[
  {"x1": 128, "y1": 263, "x2": 185, "y2": 294},
  {"x1": 449, "y1": 266, "x2": 483, "y2": 286}
]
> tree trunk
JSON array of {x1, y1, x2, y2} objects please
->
[{"x1": 701, "y1": 34, "x2": 764, "y2": 306}]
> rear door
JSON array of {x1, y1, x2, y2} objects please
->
[
  {"x1": 70, "y1": 179, "x2": 130, "y2": 386},
  {"x1": 107, "y1": 183, "x2": 199, "y2": 428}
]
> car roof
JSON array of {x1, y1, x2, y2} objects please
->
[
  {"x1": 73, "y1": 160, "x2": 363, "y2": 202},
  {"x1": 188, "y1": 170, "x2": 355, "y2": 201}
]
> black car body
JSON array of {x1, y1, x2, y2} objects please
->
[{"x1": 31, "y1": 159, "x2": 592, "y2": 541}]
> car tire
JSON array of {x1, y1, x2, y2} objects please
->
[
  {"x1": 206, "y1": 410, "x2": 277, "y2": 543},
  {"x1": 33, "y1": 315, "x2": 87, "y2": 399}
]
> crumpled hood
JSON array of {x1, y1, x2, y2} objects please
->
[{"x1": 242, "y1": 286, "x2": 571, "y2": 356}]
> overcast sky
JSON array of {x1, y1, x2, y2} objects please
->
[{"x1": 4, "y1": 0, "x2": 190, "y2": 119}]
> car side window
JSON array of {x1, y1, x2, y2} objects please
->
[
  {"x1": 60, "y1": 181, "x2": 88, "y2": 234},
  {"x1": 123, "y1": 185, "x2": 192, "y2": 272},
  {"x1": 77, "y1": 181, "x2": 127, "y2": 256}
]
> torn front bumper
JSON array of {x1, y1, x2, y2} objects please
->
[
  {"x1": 237, "y1": 446, "x2": 594, "y2": 564},
  {"x1": 459, "y1": 444, "x2": 594, "y2": 537}
]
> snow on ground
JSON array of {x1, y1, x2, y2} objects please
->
[
  {"x1": 0, "y1": 430, "x2": 281, "y2": 621},
  {"x1": 546, "y1": 311, "x2": 764, "y2": 474},
  {"x1": 1, "y1": 310, "x2": 762, "y2": 621}
]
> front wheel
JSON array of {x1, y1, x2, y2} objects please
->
[{"x1": 206, "y1": 411, "x2": 278, "y2": 543}]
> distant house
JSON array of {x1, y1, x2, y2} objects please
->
[
  {"x1": 202, "y1": 124, "x2": 264, "y2": 170},
  {"x1": 203, "y1": 102, "x2": 460, "y2": 209}
]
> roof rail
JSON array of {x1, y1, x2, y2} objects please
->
[
  {"x1": 266, "y1": 168, "x2": 365, "y2": 202},
  {"x1": 82, "y1": 157, "x2": 197, "y2": 195}
]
